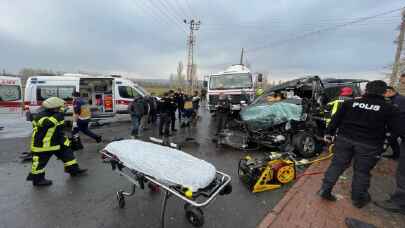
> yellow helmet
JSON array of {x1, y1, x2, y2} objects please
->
[{"x1": 42, "y1": 97, "x2": 65, "y2": 109}]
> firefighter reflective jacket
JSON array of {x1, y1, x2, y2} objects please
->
[{"x1": 31, "y1": 110, "x2": 70, "y2": 152}]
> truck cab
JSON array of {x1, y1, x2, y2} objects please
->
[{"x1": 206, "y1": 64, "x2": 258, "y2": 113}]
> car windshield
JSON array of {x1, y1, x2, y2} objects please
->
[
  {"x1": 209, "y1": 73, "x2": 252, "y2": 90},
  {"x1": 0, "y1": 85, "x2": 21, "y2": 101},
  {"x1": 240, "y1": 99, "x2": 303, "y2": 129}
]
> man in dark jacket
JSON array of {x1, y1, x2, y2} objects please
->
[
  {"x1": 158, "y1": 92, "x2": 173, "y2": 137},
  {"x1": 168, "y1": 90, "x2": 178, "y2": 132},
  {"x1": 215, "y1": 92, "x2": 230, "y2": 135},
  {"x1": 175, "y1": 88, "x2": 185, "y2": 123},
  {"x1": 128, "y1": 95, "x2": 146, "y2": 138},
  {"x1": 148, "y1": 93, "x2": 158, "y2": 125},
  {"x1": 319, "y1": 80, "x2": 402, "y2": 208},
  {"x1": 384, "y1": 86, "x2": 405, "y2": 159}
]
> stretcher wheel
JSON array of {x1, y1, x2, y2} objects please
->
[
  {"x1": 184, "y1": 204, "x2": 204, "y2": 227},
  {"x1": 116, "y1": 191, "x2": 125, "y2": 209},
  {"x1": 219, "y1": 183, "x2": 232, "y2": 195}
]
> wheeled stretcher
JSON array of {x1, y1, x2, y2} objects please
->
[{"x1": 101, "y1": 140, "x2": 232, "y2": 228}]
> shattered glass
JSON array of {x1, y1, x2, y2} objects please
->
[{"x1": 240, "y1": 99, "x2": 303, "y2": 129}]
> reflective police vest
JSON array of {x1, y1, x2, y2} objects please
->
[{"x1": 31, "y1": 114, "x2": 70, "y2": 152}]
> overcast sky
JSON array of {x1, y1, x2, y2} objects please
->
[{"x1": 0, "y1": 0, "x2": 403, "y2": 81}]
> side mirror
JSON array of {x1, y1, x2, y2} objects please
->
[
  {"x1": 257, "y1": 73, "x2": 263, "y2": 83},
  {"x1": 203, "y1": 81, "x2": 208, "y2": 88}
]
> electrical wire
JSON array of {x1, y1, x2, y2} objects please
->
[
  {"x1": 147, "y1": 0, "x2": 188, "y2": 33},
  {"x1": 183, "y1": 0, "x2": 196, "y2": 18},
  {"x1": 155, "y1": 0, "x2": 184, "y2": 25},
  {"x1": 247, "y1": 7, "x2": 404, "y2": 53}
]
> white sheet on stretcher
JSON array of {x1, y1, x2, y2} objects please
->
[{"x1": 104, "y1": 140, "x2": 217, "y2": 191}]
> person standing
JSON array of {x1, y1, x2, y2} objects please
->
[
  {"x1": 27, "y1": 97, "x2": 87, "y2": 186},
  {"x1": 175, "y1": 88, "x2": 185, "y2": 124},
  {"x1": 139, "y1": 96, "x2": 150, "y2": 131},
  {"x1": 72, "y1": 92, "x2": 102, "y2": 143},
  {"x1": 200, "y1": 87, "x2": 207, "y2": 106},
  {"x1": 158, "y1": 92, "x2": 172, "y2": 137},
  {"x1": 192, "y1": 91, "x2": 201, "y2": 114},
  {"x1": 148, "y1": 93, "x2": 158, "y2": 125},
  {"x1": 384, "y1": 86, "x2": 405, "y2": 159},
  {"x1": 318, "y1": 80, "x2": 401, "y2": 208},
  {"x1": 375, "y1": 118, "x2": 405, "y2": 214},
  {"x1": 128, "y1": 95, "x2": 146, "y2": 138},
  {"x1": 215, "y1": 92, "x2": 230, "y2": 135},
  {"x1": 168, "y1": 90, "x2": 178, "y2": 132}
]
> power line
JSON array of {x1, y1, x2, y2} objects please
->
[
  {"x1": 147, "y1": 0, "x2": 188, "y2": 33},
  {"x1": 167, "y1": 0, "x2": 189, "y2": 20},
  {"x1": 183, "y1": 0, "x2": 196, "y2": 18},
  {"x1": 174, "y1": 0, "x2": 192, "y2": 19},
  {"x1": 247, "y1": 7, "x2": 404, "y2": 53},
  {"x1": 154, "y1": 0, "x2": 184, "y2": 25}
]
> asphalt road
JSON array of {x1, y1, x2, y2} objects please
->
[{"x1": 0, "y1": 109, "x2": 289, "y2": 228}]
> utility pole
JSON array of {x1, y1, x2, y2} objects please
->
[
  {"x1": 390, "y1": 8, "x2": 405, "y2": 87},
  {"x1": 240, "y1": 48, "x2": 245, "y2": 65},
  {"x1": 184, "y1": 19, "x2": 201, "y2": 94}
]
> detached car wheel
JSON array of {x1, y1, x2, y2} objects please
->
[{"x1": 293, "y1": 132, "x2": 318, "y2": 158}]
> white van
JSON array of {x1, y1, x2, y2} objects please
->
[{"x1": 24, "y1": 74, "x2": 147, "y2": 120}]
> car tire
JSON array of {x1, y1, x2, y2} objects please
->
[{"x1": 292, "y1": 132, "x2": 318, "y2": 158}]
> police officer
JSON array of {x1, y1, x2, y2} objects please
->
[
  {"x1": 215, "y1": 92, "x2": 230, "y2": 135},
  {"x1": 325, "y1": 87, "x2": 353, "y2": 126},
  {"x1": 27, "y1": 97, "x2": 87, "y2": 187},
  {"x1": 319, "y1": 80, "x2": 401, "y2": 208}
]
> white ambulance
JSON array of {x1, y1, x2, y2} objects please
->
[
  {"x1": 0, "y1": 76, "x2": 23, "y2": 112},
  {"x1": 24, "y1": 74, "x2": 147, "y2": 121},
  {"x1": 0, "y1": 76, "x2": 32, "y2": 139}
]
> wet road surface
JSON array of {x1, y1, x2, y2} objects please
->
[{"x1": 0, "y1": 109, "x2": 290, "y2": 228}]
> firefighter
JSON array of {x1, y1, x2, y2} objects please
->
[
  {"x1": 324, "y1": 87, "x2": 353, "y2": 126},
  {"x1": 319, "y1": 80, "x2": 402, "y2": 208},
  {"x1": 27, "y1": 97, "x2": 87, "y2": 187}
]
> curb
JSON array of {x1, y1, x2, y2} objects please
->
[{"x1": 257, "y1": 161, "x2": 325, "y2": 228}]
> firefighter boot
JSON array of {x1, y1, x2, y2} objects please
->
[
  {"x1": 30, "y1": 173, "x2": 53, "y2": 187},
  {"x1": 70, "y1": 168, "x2": 88, "y2": 177}
]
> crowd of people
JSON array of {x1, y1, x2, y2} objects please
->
[{"x1": 128, "y1": 88, "x2": 201, "y2": 139}]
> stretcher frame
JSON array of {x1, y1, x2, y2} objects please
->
[{"x1": 100, "y1": 149, "x2": 232, "y2": 228}]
